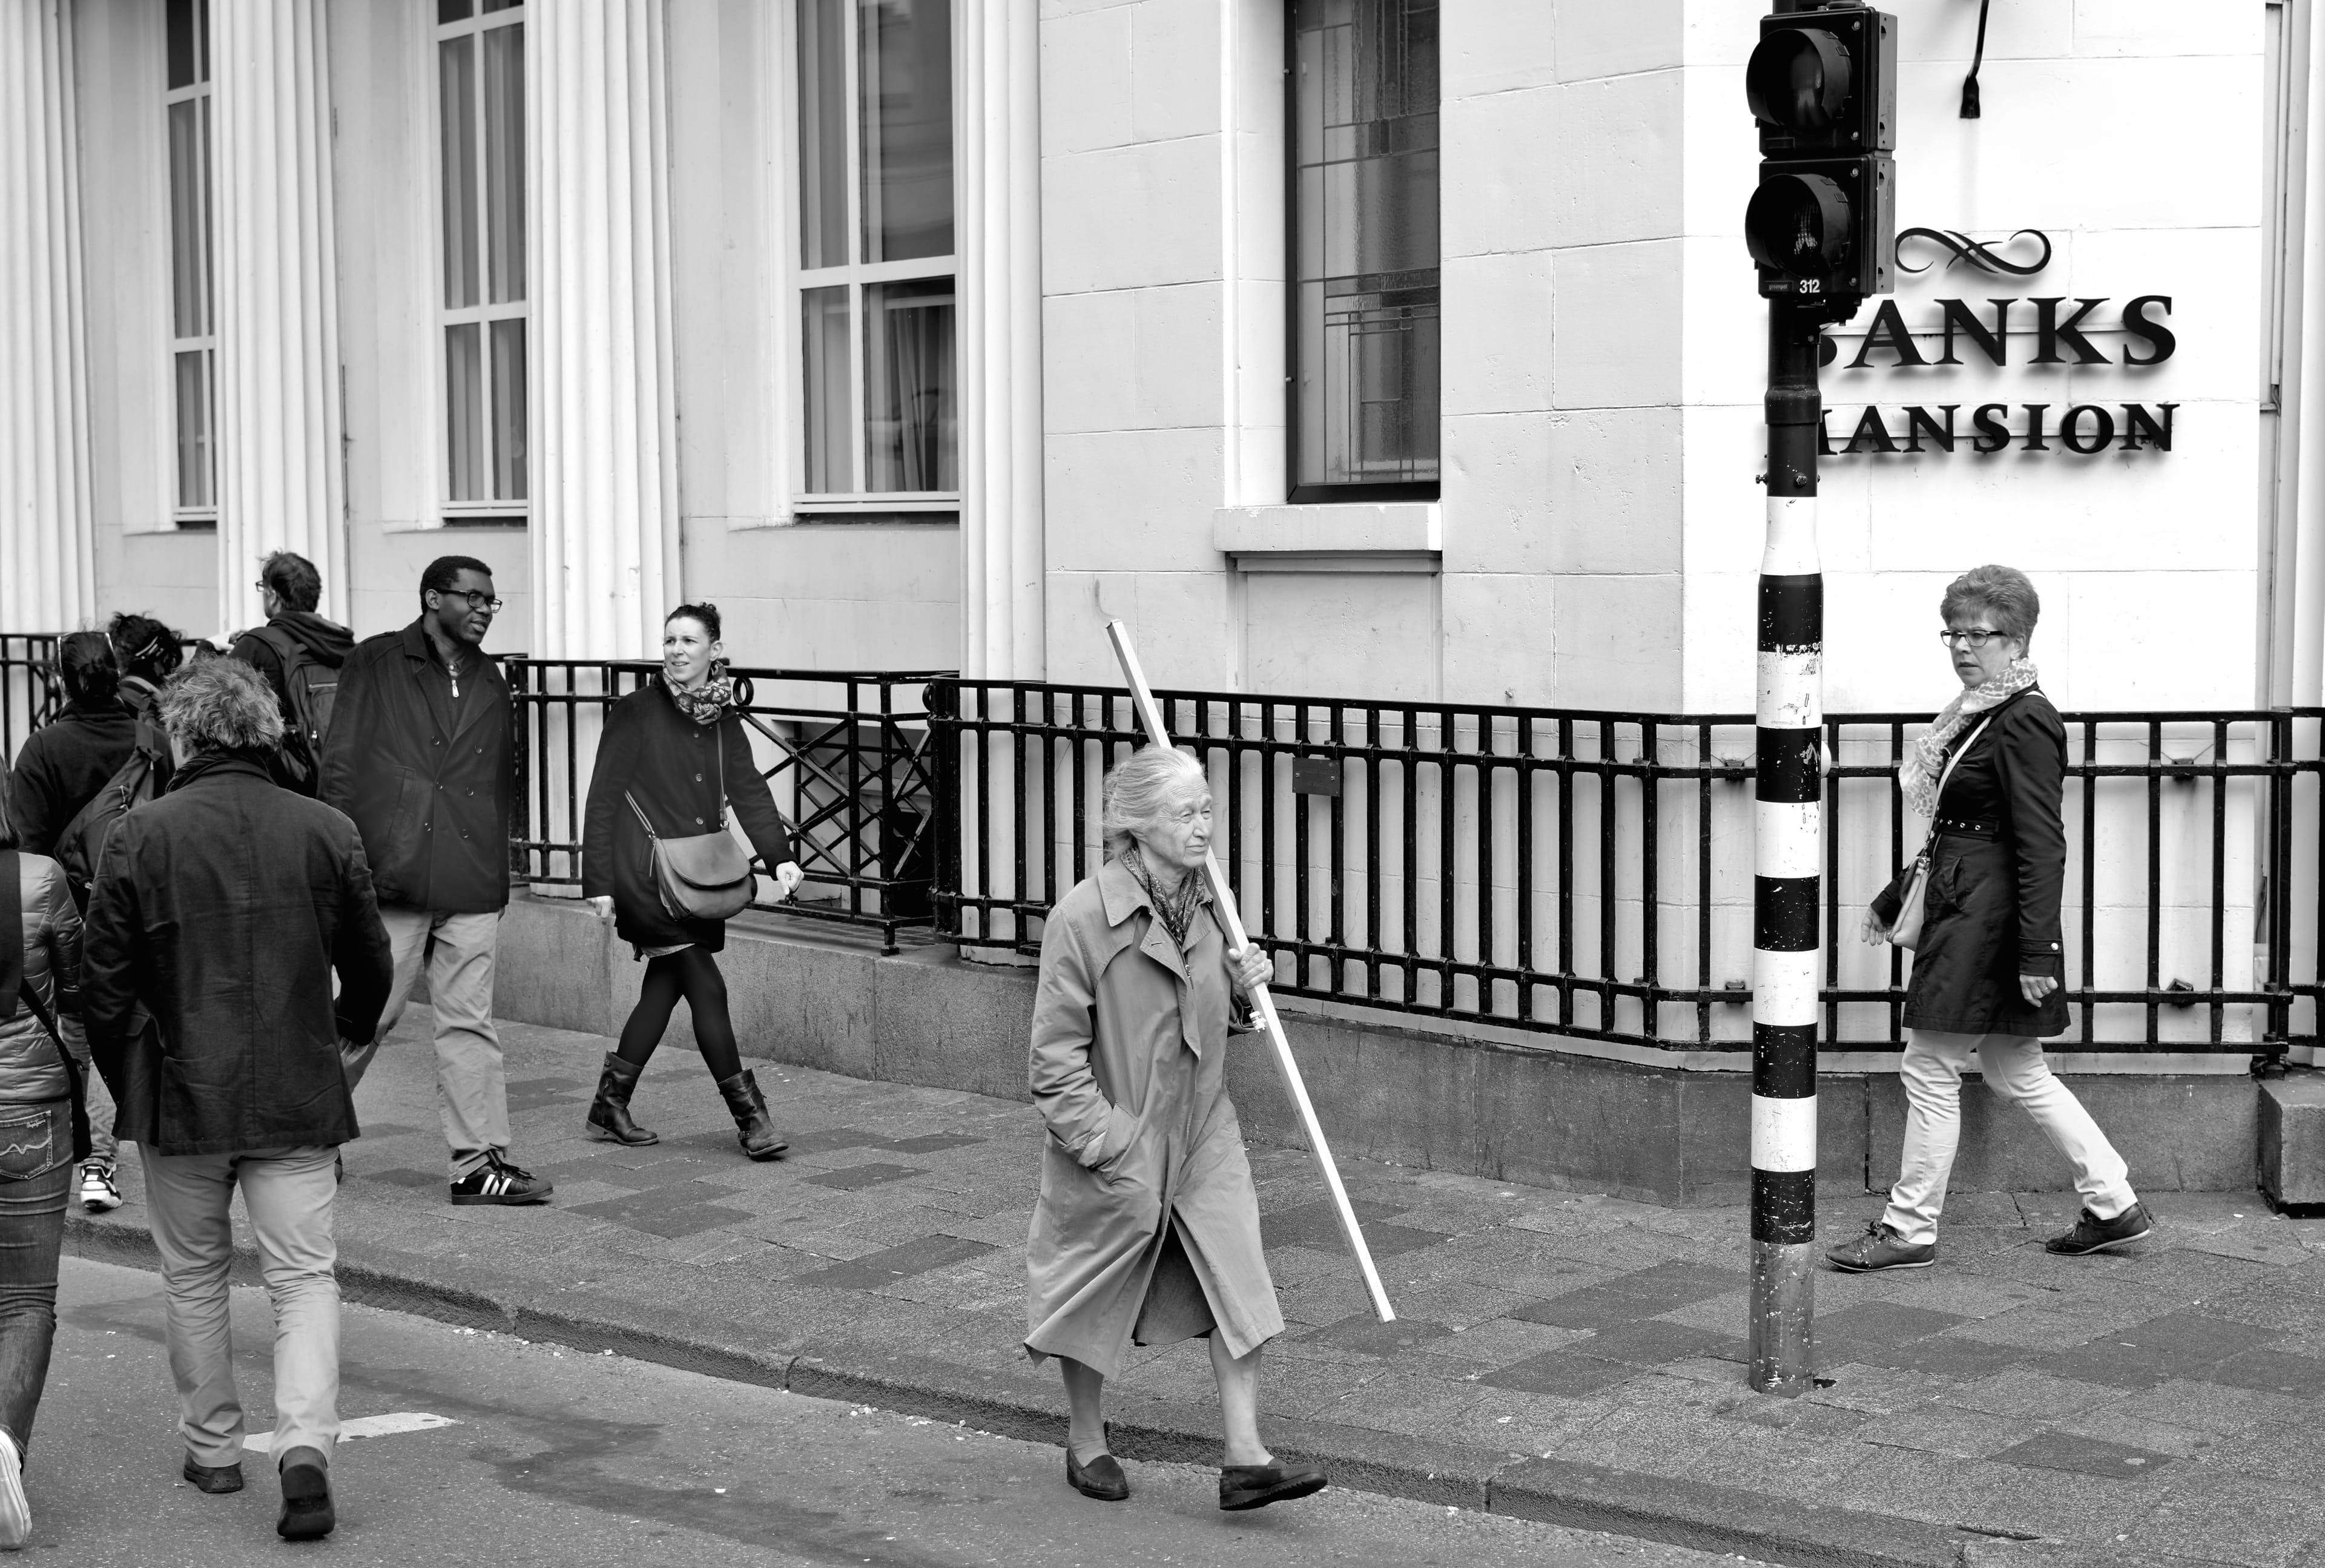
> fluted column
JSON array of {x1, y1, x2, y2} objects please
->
[
  {"x1": 213, "y1": 0, "x2": 344, "y2": 637},
  {"x1": 530, "y1": 0, "x2": 678, "y2": 660},
  {"x1": 0, "y1": 0, "x2": 95, "y2": 632},
  {"x1": 956, "y1": 0, "x2": 1044, "y2": 678}
]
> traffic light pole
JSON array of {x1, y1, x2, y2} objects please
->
[{"x1": 1749, "y1": 293, "x2": 1827, "y2": 1396}]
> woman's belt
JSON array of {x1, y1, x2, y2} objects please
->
[{"x1": 1932, "y1": 816, "x2": 1999, "y2": 838}]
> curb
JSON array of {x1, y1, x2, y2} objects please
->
[{"x1": 67, "y1": 1212, "x2": 1972, "y2": 1568}]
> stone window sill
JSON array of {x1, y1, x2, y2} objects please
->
[{"x1": 1213, "y1": 503, "x2": 1440, "y2": 573}]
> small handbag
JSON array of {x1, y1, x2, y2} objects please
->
[
  {"x1": 625, "y1": 733, "x2": 756, "y2": 922},
  {"x1": 1887, "y1": 713, "x2": 1994, "y2": 950}
]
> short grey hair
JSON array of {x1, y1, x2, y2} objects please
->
[
  {"x1": 157, "y1": 656, "x2": 284, "y2": 754},
  {"x1": 1101, "y1": 746, "x2": 1207, "y2": 860},
  {"x1": 1940, "y1": 564, "x2": 2040, "y2": 645}
]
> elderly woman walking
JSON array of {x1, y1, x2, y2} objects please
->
[
  {"x1": 1830, "y1": 565, "x2": 2152, "y2": 1273},
  {"x1": 1025, "y1": 745, "x2": 1327, "y2": 1512}
]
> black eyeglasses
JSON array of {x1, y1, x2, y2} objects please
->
[
  {"x1": 1937, "y1": 629, "x2": 2008, "y2": 648},
  {"x1": 434, "y1": 590, "x2": 504, "y2": 614}
]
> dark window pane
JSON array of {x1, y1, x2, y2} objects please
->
[
  {"x1": 166, "y1": 0, "x2": 197, "y2": 88},
  {"x1": 438, "y1": 0, "x2": 473, "y2": 22},
  {"x1": 797, "y1": 0, "x2": 848, "y2": 268},
  {"x1": 484, "y1": 22, "x2": 526, "y2": 304},
  {"x1": 490, "y1": 317, "x2": 527, "y2": 501},
  {"x1": 481, "y1": 0, "x2": 521, "y2": 12},
  {"x1": 446, "y1": 323, "x2": 484, "y2": 500},
  {"x1": 802, "y1": 286, "x2": 852, "y2": 492},
  {"x1": 174, "y1": 349, "x2": 213, "y2": 509},
  {"x1": 863, "y1": 278, "x2": 955, "y2": 492},
  {"x1": 1292, "y1": 0, "x2": 1439, "y2": 489},
  {"x1": 167, "y1": 97, "x2": 213, "y2": 338},
  {"x1": 860, "y1": 0, "x2": 953, "y2": 262},
  {"x1": 440, "y1": 36, "x2": 479, "y2": 308}
]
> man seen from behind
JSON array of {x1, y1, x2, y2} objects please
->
[
  {"x1": 228, "y1": 550, "x2": 354, "y2": 797},
  {"x1": 81, "y1": 658, "x2": 394, "y2": 1542}
]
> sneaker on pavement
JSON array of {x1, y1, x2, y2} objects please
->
[
  {"x1": 2045, "y1": 1201, "x2": 2154, "y2": 1256},
  {"x1": 79, "y1": 1164, "x2": 122, "y2": 1213},
  {"x1": 0, "y1": 1429, "x2": 30, "y2": 1549},
  {"x1": 448, "y1": 1151, "x2": 555, "y2": 1207},
  {"x1": 1824, "y1": 1220, "x2": 1936, "y2": 1273}
]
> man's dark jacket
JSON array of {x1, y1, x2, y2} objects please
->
[
  {"x1": 5, "y1": 702, "x2": 137, "y2": 856},
  {"x1": 318, "y1": 620, "x2": 512, "y2": 914},
  {"x1": 80, "y1": 753, "x2": 394, "y2": 1155},
  {"x1": 231, "y1": 609, "x2": 356, "y2": 795}
]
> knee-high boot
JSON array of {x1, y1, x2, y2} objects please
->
[
  {"x1": 585, "y1": 1053, "x2": 658, "y2": 1146},
  {"x1": 714, "y1": 1069, "x2": 787, "y2": 1161}
]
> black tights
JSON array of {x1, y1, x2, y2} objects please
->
[{"x1": 614, "y1": 947, "x2": 743, "y2": 1082}]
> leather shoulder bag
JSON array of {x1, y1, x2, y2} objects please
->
[
  {"x1": 625, "y1": 728, "x2": 756, "y2": 922},
  {"x1": 1887, "y1": 713, "x2": 1995, "y2": 951}
]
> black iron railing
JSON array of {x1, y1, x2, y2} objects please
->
[
  {"x1": 505, "y1": 660, "x2": 945, "y2": 952},
  {"x1": 1, "y1": 636, "x2": 64, "y2": 766},
  {"x1": 931, "y1": 679, "x2": 2322, "y2": 1058}
]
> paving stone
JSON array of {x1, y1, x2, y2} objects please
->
[
  {"x1": 566, "y1": 1192, "x2": 757, "y2": 1239},
  {"x1": 1569, "y1": 1317, "x2": 1743, "y2": 1366},
  {"x1": 1300, "y1": 1313, "x2": 1456, "y2": 1359},
  {"x1": 1505, "y1": 1259, "x2": 1746, "y2": 1329},
  {"x1": 1480, "y1": 1351, "x2": 1642, "y2": 1399},
  {"x1": 1259, "y1": 1197, "x2": 1447, "y2": 1258},
  {"x1": 2037, "y1": 1311, "x2": 2285, "y2": 1388},
  {"x1": 2105, "y1": 1377, "x2": 2312, "y2": 1436},
  {"x1": 2206, "y1": 1348, "x2": 2325, "y2": 1398},
  {"x1": 791, "y1": 1234, "x2": 997, "y2": 1286},
  {"x1": 1939, "y1": 1366, "x2": 2128, "y2": 1420},
  {"x1": 1991, "y1": 1429, "x2": 2180, "y2": 1480},
  {"x1": 1861, "y1": 1402, "x2": 2046, "y2": 1460},
  {"x1": 803, "y1": 1161, "x2": 931, "y2": 1191}
]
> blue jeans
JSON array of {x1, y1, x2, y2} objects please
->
[{"x1": 0, "y1": 1102, "x2": 73, "y2": 1455}]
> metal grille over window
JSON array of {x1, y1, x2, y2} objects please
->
[
  {"x1": 436, "y1": 0, "x2": 528, "y2": 521},
  {"x1": 1291, "y1": 0, "x2": 1441, "y2": 499},
  {"x1": 165, "y1": 0, "x2": 216, "y2": 524},
  {"x1": 794, "y1": 0, "x2": 958, "y2": 513}
]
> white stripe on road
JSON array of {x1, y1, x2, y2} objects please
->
[{"x1": 242, "y1": 1412, "x2": 459, "y2": 1454}]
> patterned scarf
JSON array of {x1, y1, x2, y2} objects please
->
[
  {"x1": 1900, "y1": 657, "x2": 2039, "y2": 817},
  {"x1": 1122, "y1": 846, "x2": 1208, "y2": 953},
  {"x1": 664, "y1": 660, "x2": 736, "y2": 726}
]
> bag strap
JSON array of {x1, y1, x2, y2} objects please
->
[
  {"x1": 625, "y1": 791, "x2": 660, "y2": 841},
  {"x1": 626, "y1": 723, "x2": 732, "y2": 840},
  {"x1": 0, "y1": 854, "x2": 86, "y2": 1105}
]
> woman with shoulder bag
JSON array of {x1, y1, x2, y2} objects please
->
[
  {"x1": 580, "y1": 604, "x2": 806, "y2": 1159},
  {"x1": 0, "y1": 769, "x2": 96, "y2": 1548},
  {"x1": 1829, "y1": 565, "x2": 2152, "y2": 1273}
]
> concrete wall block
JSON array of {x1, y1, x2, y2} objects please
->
[
  {"x1": 1868, "y1": 1072, "x2": 2258, "y2": 1196},
  {"x1": 1044, "y1": 568, "x2": 1240, "y2": 689},
  {"x1": 1548, "y1": 73, "x2": 1683, "y2": 249},
  {"x1": 1041, "y1": 6, "x2": 1136, "y2": 156},
  {"x1": 1044, "y1": 427, "x2": 1230, "y2": 573},
  {"x1": 1441, "y1": 251, "x2": 1554, "y2": 418},
  {"x1": 1043, "y1": 139, "x2": 1223, "y2": 295},
  {"x1": 2259, "y1": 1077, "x2": 2325, "y2": 1208},
  {"x1": 1130, "y1": 0, "x2": 1223, "y2": 144},
  {"x1": 1548, "y1": 573, "x2": 1684, "y2": 710},
  {"x1": 714, "y1": 929, "x2": 880, "y2": 1079},
  {"x1": 1043, "y1": 290, "x2": 1142, "y2": 435},
  {"x1": 1562, "y1": 0, "x2": 1682, "y2": 81},
  {"x1": 1440, "y1": 87, "x2": 1559, "y2": 260},
  {"x1": 1552, "y1": 242, "x2": 1682, "y2": 410},
  {"x1": 1440, "y1": 1, "x2": 1557, "y2": 99},
  {"x1": 493, "y1": 897, "x2": 615, "y2": 1038},
  {"x1": 1441, "y1": 573, "x2": 1554, "y2": 708},
  {"x1": 1243, "y1": 572, "x2": 1441, "y2": 702},
  {"x1": 873, "y1": 949, "x2": 1038, "y2": 1104}
]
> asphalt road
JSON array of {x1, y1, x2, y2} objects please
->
[{"x1": 26, "y1": 1258, "x2": 1763, "y2": 1566}]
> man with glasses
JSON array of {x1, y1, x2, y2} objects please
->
[{"x1": 319, "y1": 557, "x2": 551, "y2": 1207}]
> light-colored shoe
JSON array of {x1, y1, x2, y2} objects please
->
[
  {"x1": 1824, "y1": 1220, "x2": 1936, "y2": 1273},
  {"x1": 78, "y1": 1165, "x2": 121, "y2": 1214},
  {"x1": 0, "y1": 1428, "x2": 32, "y2": 1549}
]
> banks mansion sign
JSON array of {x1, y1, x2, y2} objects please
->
[{"x1": 1818, "y1": 228, "x2": 2176, "y2": 457}]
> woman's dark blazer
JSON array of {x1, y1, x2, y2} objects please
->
[
  {"x1": 1875, "y1": 687, "x2": 2069, "y2": 1038},
  {"x1": 581, "y1": 684, "x2": 796, "y2": 952}
]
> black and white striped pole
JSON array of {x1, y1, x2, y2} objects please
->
[
  {"x1": 1749, "y1": 296, "x2": 1825, "y2": 1395},
  {"x1": 1741, "y1": 0, "x2": 1895, "y2": 1395}
]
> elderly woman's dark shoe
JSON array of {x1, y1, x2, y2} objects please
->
[
  {"x1": 1066, "y1": 1444, "x2": 1129, "y2": 1501},
  {"x1": 1219, "y1": 1460, "x2": 1327, "y2": 1510}
]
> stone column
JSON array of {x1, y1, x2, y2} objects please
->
[
  {"x1": 212, "y1": 0, "x2": 346, "y2": 637},
  {"x1": 0, "y1": 0, "x2": 95, "y2": 631},
  {"x1": 955, "y1": 0, "x2": 1044, "y2": 678},
  {"x1": 529, "y1": 0, "x2": 679, "y2": 660}
]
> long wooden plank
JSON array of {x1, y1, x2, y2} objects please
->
[{"x1": 1104, "y1": 620, "x2": 1396, "y2": 1323}]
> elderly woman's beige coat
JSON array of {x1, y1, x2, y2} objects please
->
[{"x1": 1024, "y1": 857, "x2": 1282, "y2": 1379}]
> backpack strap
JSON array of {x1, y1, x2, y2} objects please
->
[{"x1": 0, "y1": 851, "x2": 21, "y2": 1023}]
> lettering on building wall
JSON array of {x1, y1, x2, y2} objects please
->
[{"x1": 1817, "y1": 228, "x2": 2177, "y2": 459}]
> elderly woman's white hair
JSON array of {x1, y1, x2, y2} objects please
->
[
  {"x1": 157, "y1": 656, "x2": 285, "y2": 754},
  {"x1": 1101, "y1": 745, "x2": 1207, "y2": 860}
]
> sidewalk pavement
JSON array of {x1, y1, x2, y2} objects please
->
[{"x1": 68, "y1": 1015, "x2": 2325, "y2": 1568}]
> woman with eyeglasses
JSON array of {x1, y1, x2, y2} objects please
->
[
  {"x1": 581, "y1": 603, "x2": 805, "y2": 1160},
  {"x1": 1023, "y1": 745, "x2": 1326, "y2": 1514},
  {"x1": 1830, "y1": 565, "x2": 2151, "y2": 1274}
]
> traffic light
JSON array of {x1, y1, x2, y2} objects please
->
[{"x1": 1744, "y1": 5, "x2": 1896, "y2": 307}]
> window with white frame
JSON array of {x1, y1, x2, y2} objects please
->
[
  {"x1": 434, "y1": 0, "x2": 527, "y2": 522},
  {"x1": 794, "y1": 0, "x2": 957, "y2": 513},
  {"x1": 165, "y1": 0, "x2": 216, "y2": 526}
]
